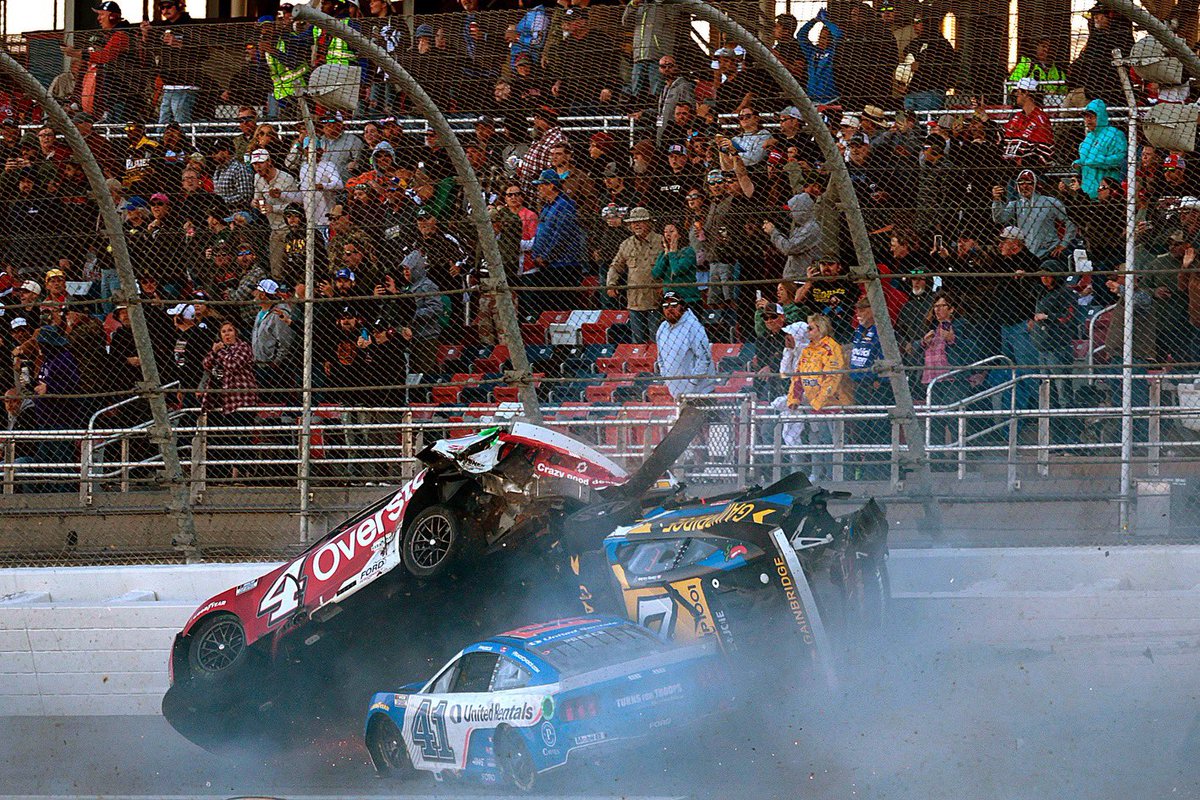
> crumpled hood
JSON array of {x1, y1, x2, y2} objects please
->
[
  {"x1": 788, "y1": 192, "x2": 816, "y2": 225},
  {"x1": 1085, "y1": 98, "x2": 1110, "y2": 129}
]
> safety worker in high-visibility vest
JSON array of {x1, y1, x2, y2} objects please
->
[
  {"x1": 313, "y1": 0, "x2": 363, "y2": 113},
  {"x1": 257, "y1": 9, "x2": 309, "y2": 120},
  {"x1": 1007, "y1": 38, "x2": 1068, "y2": 99}
]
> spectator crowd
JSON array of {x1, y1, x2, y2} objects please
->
[{"x1": 5, "y1": 0, "x2": 1200, "y2": 486}]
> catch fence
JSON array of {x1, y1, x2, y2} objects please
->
[{"x1": 2, "y1": 0, "x2": 1200, "y2": 560}]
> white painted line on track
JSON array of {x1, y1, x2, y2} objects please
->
[{"x1": 0, "y1": 796, "x2": 686, "y2": 800}]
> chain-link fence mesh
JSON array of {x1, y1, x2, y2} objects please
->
[{"x1": 4, "y1": 0, "x2": 1200, "y2": 564}]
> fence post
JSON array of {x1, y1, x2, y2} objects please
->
[
  {"x1": 668, "y1": 0, "x2": 941, "y2": 531},
  {"x1": 293, "y1": 6, "x2": 541, "y2": 424},
  {"x1": 297, "y1": 98, "x2": 319, "y2": 544},
  {"x1": 0, "y1": 51, "x2": 199, "y2": 559},
  {"x1": 1037, "y1": 380, "x2": 1051, "y2": 478},
  {"x1": 1115, "y1": 50, "x2": 1138, "y2": 533}
]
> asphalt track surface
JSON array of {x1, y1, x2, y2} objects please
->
[{"x1": 2, "y1": 600, "x2": 1198, "y2": 800}]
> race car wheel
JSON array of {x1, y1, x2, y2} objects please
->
[
  {"x1": 366, "y1": 716, "x2": 415, "y2": 779},
  {"x1": 402, "y1": 505, "x2": 463, "y2": 578},
  {"x1": 494, "y1": 727, "x2": 537, "y2": 792},
  {"x1": 186, "y1": 613, "x2": 247, "y2": 681}
]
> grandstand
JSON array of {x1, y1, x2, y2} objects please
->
[{"x1": 1, "y1": 0, "x2": 1200, "y2": 559}]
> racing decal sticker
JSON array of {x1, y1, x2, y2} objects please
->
[
  {"x1": 540, "y1": 720, "x2": 557, "y2": 748},
  {"x1": 307, "y1": 471, "x2": 425, "y2": 606},
  {"x1": 622, "y1": 577, "x2": 716, "y2": 643},
  {"x1": 403, "y1": 692, "x2": 545, "y2": 772},
  {"x1": 655, "y1": 501, "x2": 779, "y2": 535},
  {"x1": 768, "y1": 527, "x2": 838, "y2": 691},
  {"x1": 532, "y1": 456, "x2": 624, "y2": 488}
]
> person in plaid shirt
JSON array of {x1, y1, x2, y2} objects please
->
[
  {"x1": 515, "y1": 106, "x2": 567, "y2": 183},
  {"x1": 201, "y1": 319, "x2": 258, "y2": 480},
  {"x1": 210, "y1": 138, "x2": 254, "y2": 209}
]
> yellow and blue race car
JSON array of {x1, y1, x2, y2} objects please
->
[{"x1": 364, "y1": 616, "x2": 725, "y2": 791}]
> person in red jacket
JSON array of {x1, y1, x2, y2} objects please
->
[{"x1": 1002, "y1": 77, "x2": 1055, "y2": 173}]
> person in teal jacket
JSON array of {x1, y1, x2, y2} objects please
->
[
  {"x1": 1074, "y1": 98, "x2": 1126, "y2": 199},
  {"x1": 652, "y1": 222, "x2": 700, "y2": 304}
]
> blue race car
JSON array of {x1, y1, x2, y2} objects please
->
[{"x1": 364, "y1": 616, "x2": 724, "y2": 791}]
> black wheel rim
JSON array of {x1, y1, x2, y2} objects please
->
[
  {"x1": 194, "y1": 618, "x2": 244, "y2": 673},
  {"x1": 376, "y1": 723, "x2": 404, "y2": 768},
  {"x1": 500, "y1": 736, "x2": 535, "y2": 790},
  {"x1": 409, "y1": 514, "x2": 453, "y2": 570}
]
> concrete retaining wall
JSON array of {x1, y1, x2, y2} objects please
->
[{"x1": 2, "y1": 547, "x2": 1198, "y2": 716}]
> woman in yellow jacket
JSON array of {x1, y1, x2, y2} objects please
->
[{"x1": 788, "y1": 314, "x2": 854, "y2": 481}]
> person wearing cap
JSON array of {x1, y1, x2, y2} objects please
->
[
  {"x1": 655, "y1": 291, "x2": 716, "y2": 400},
  {"x1": 280, "y1": 203, "x2": 329, "y2": 288},
  {"x1": 1061, "y1": 176, "x2": 1125, "y2": 278},
  {"x1": 259, "y1": 7, "x2": 310, "y2": 119},
  {"x1": 228, "y1": 241, "x2": 270, "y2": 328},
  {"x1": 43, "y1": 269, "x2": 68, "y2": 307},
  {"x1": 28, "y1": 324, "x2": 84, "y2": 489},
  {"x1": 58, "y1": 2, "x2": 139, "y2": 125},
  {"x1": 344, "y1": 140, "x2": 399, "y2": 196},
  {"x1": 1030, "y1": 268, "x2": 1079, "y2": 412},
  {"x1": 900, "y1": 7, "x2": 959, "y2": 112},
  {"x1": 515, "y1": 106, "x2": 567, "y2": 183},
  {"x1": 249, "y1": 148, "x2": 300, "y2": 281},
  {"x1": 605, "y1": 206, "x2": 662, "y2": 342},
  {"x1": 250, "y1": 277, "x2": 295, "y2": 393},
  {"x1": 1008, "y1": 37, "x2": 1067, "y2": 100},
  {"x1": 982, "y1": 226, "x2": 1041, "y2": 408},
  {"x1": 529, "y1": 167, "x2": 588, "y2": 309},
  {"x1": 552, "y1": 8, "x2": 621, "y2": 113},
  {"x1": 647, "y1": 144, "x2": 700, "y2": 218},
  {"x1": 69, "y1": 112, "x2": 118, "y2": 178},
  {"x1": 166, "y1": 299, "x2": 215, "y2": 408},
  {"x1": 1002, "y1": 77, "x2": 1054, "y2": 169},
  {"x1": 796, "y1": 8, "x2": 843, "y2": 105},
  {"x1": 991, "y1": 170, "x2": 1075, "y2": 260},
  {"x1": 231, "y1": 106, "x2": 258, "y2": 162},
  {"x1": 140, "y1": 0, "x2": 202, "y2": 125},
  {"x1": 210, "y1": 138, "x2": 254, "y2": 208},
  {"x1": 1159, "y1": 151, "x2": 1195, "y2": 198},
  {"x1": 730, "y1": 107, "x2": 772, "y2": 169},
  {"x1": 896, "y1": 266, "x2": 935, "y2": 359},
  {"x1": 1067, "y1": 4, "x2": 1134, "y2": 108},
  {"x1": 312, "y1": 0, "x2": 356, "y2": 74},
  {"x1": 119, "y1": 120, "x2": 161, "y2": 191},
  {"x1": 600, "y1": 162, "x2": 641, "y2": 213}
]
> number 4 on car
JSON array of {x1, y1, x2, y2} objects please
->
[{"x1": 364, "y1": 616, "x2": 727, "y2": 792}]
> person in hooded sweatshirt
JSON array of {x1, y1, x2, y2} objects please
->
[
  {"x1": 655, "y1": 292, "x2": 716, "y2": 401},
  {"x1": 763, "y1": 192, "x2": 821, "y2": 282},
  {"x1": 398, "y1": 249, "x2": 443, "y2": 377},
  {"x1": 1074, "y1": 98, "x2": 1126, "y2": 200}
]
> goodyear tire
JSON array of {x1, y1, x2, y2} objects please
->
[
  {"x1": 186, "y1": 613, "x2": 247, "y2": 682},
  {"x1": 366, "y1": 716, "x2": 415, "y2": 779},
  {"x1": 401, "y1": 504, "x2": 463, "y2": 578},
  {"x1": 494, "y1": 726, "x2": 537, "y2": 792}
]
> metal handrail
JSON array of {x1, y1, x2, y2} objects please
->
[
  {"x1": 1087, "y1": 303, "x2": 1119, "y2": 378},
  {"x1": 924, "y1": 354, "x2": 1015, "y2": 408}
]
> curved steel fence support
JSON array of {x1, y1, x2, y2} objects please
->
[
  {"x1": 671, "y1": 0, "x2": 941, "y2": 532},
  {"x1": 293, "y1": 5, "x2": 541, "y2": 424},
  {"x1": 0, "y1": 51, "x2": 198, "y2": 556}
]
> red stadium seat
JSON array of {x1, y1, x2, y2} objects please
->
[
  {"x1": 711, "y1": 343, "x2": 742, "y2": 365},
  {"x1": 582, "y1": 309, "x2": 630, "y2": 345},
  {"x1": 523, "y1": 310, "x2": 572, "y2": 345},
  {"x1": 621, "y1": 402, "x2": 670, "y2": 448},
  {"x1": 645, "y1": 384, "x2": 674, "y2": 404},
  {"x1": 431, "y1": 373, "x2": 482, "y2": 405}
]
